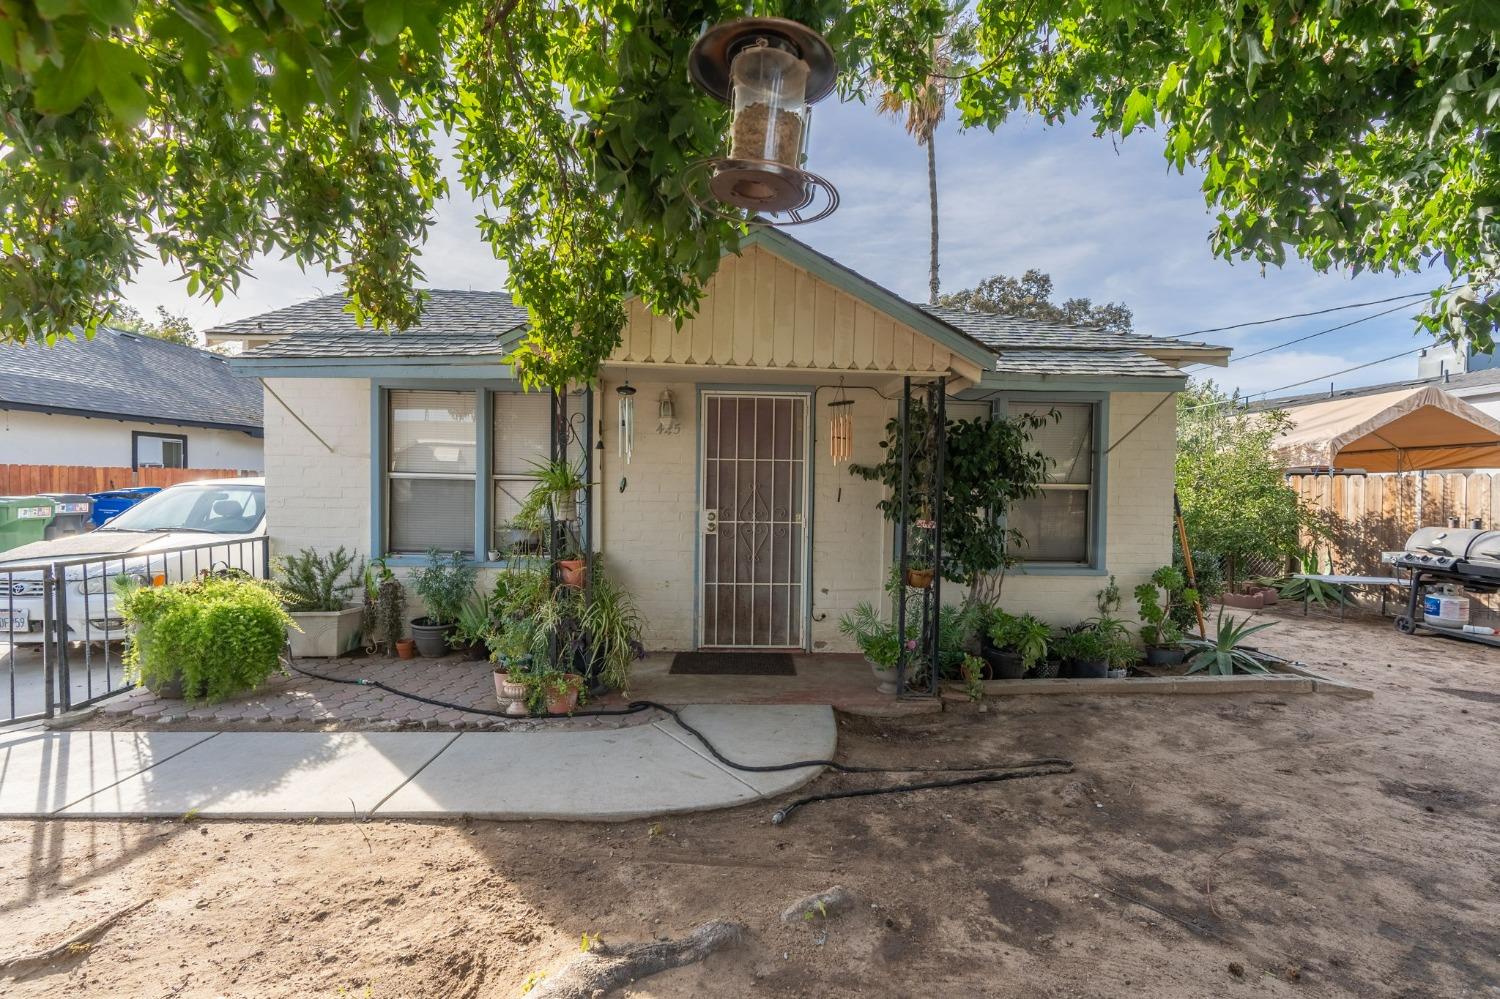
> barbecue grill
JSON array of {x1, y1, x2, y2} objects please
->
[{"x1": 1385, "y1": 527, "x2": 1500, "y2": 647}]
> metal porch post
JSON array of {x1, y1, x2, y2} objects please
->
[
  {"x1": 930, "y1": 377, "x2": 946, "y2": 697},
  {"x1": 583, "y1": 386, "x2": 594, "y2": 591},
  {"x1": 896, "y1": 377, "x2": 911, "y2": 698}
]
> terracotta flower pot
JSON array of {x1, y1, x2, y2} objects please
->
[
  {"x1": 558, "y1": 559, "x2": 587, "y2": 589},
  {"x1": 395, "y1": 639, "x2": 417, "y2": 660},
  {"x1": 905, "y1": 568, "x2": 934, "y2": 589},
  {"x1": 544, "y1": 673, "x2": 584, "y2": 715}
]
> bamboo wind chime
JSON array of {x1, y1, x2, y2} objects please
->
[{"x1": 827, "y1": 386, "x2": 853, "y2": 465}]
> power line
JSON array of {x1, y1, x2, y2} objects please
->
[
  {"x1": 1185, "y1": 347, "x2": 1428, "y2": 410},
  {"x1": 1183, "y1": 300, "x2": 1421, "y2": 371},
  {"x1": 1166, "y1": 289, "x2": 1435, "y2": 339}
]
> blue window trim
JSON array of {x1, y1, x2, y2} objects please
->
[
  {"x1": 369, "y1": 378, "x2": 539, "y2": 569},
  {"x1": 996, "y1": 391, "x2": 1110, "y2": 577}
]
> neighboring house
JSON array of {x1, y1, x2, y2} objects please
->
[
  {"x1": 217, "y1": 229, "x2": 1228, "y2": 652},
  {"x1": 0, "y1": 328, "x2": 264, "y2": 471},
  {"x1": 1258, "y1": 355, "x2": 1500, "y2": 426}
]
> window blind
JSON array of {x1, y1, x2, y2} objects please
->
[
  {"x1": 492, "y1": 391, "x2": 551, "y2": 475},
  {"x1": 389, "y1": 390, "x2": 476, "y2": 475},
  {"x1": 1011, "y1": 402, "x2": 1092, "y2": 484},
  {"x1": 1007, "y1": 400, "x2": 1096, "y2": 564}
]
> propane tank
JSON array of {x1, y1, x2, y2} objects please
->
[{"x1": 1423, "y1": 584, "x2": 1471, "y2": 629}]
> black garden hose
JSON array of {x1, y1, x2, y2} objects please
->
[{"x1": 286, "y1": 660, "x2": 1075, "y2": 823}]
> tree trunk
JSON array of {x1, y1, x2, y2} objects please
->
[{"x1": 926, "y1": 133, "x2": 940, "y2": 305}]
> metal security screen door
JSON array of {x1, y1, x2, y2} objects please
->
[{"x1": 700, "y1": 392, "x2": 809, "y2": 648}]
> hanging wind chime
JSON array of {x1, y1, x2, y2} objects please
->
[
  {"x1": 616, "y1": 382, "x2": 636, "y2": 464},
  {"x1": 827, "y1": 383, "x2": 853, "y2": 465},
  {"x1": 683, "y1": 16, "x2": 840, "y2": 225}
]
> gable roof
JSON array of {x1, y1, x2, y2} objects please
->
[
  {"x1": 0, "y1": 328, "x2": 262, "y2": 433},
  {"x1": 219, "y1": 236, "x2": 1227, "y2": 385}
]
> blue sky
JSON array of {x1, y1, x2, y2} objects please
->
[{"x1": 123, "y1": 97, "x2": 1448, "y2": 402}]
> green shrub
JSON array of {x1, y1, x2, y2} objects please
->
[{"x1": 118, "y1": 575, "x2": 293, "y2": 702}]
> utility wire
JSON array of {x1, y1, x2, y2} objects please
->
[
  {"x1": 1182, "y1": 346, "x2": 1427, "y2": 411},
  {"x1": 1182, "y1": 300, "x2": 1421, "y2": 371},
  {"x1": 1166, "y1": 289, "x2": 1434, "y2": 339}
]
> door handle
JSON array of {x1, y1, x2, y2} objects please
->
[{"x1": 703, "y1": 509, "x2": 718, "y2": 535}]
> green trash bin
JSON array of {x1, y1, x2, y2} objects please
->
[{"x1": 0, "y1": 496, "x2": 56, "y2": 554}]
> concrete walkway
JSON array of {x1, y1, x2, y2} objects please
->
[{"x1": 0, "y1": 705, "x2": 834, "y2": 821}]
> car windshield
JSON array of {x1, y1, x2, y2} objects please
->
[{"x1": 101, "y1": 484, "x2": 265, "y2": 535}]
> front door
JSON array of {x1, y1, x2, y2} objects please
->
[{"x1": 699, "y1": 392, "x2": 809, "y2": 648}]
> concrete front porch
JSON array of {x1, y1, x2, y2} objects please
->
[{"x1": 87, "y1": 650, "x2": 933, "y2": 731}]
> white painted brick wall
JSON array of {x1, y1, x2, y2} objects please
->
[{"x1": 262, "y1": 378, "x2": 370, "y2": 559}]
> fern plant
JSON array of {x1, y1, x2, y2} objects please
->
[
  {"x1": 581, "y1": 567, "x2": 645, "y2": 691},
  {"x1": 276, "y1": 547, "x2": 363, "y2": 613}
]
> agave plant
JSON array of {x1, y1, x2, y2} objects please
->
[{"x1": 1184, "y1": 611, "x2": 1275, "y2": 676}]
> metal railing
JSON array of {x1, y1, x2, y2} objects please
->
[{"x1": 1, "y1": 536, "x2": 270, "y2": 723}]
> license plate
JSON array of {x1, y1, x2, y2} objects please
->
[
  {"x1": 56, "y1": 502, "x2": 89, "y2": 514},
  {"x1": 16, "y1": 507, "x2": 49, "y2": 519},
  {"x1": 2, "y1": 610, "x2": 28, "y2": 632}
]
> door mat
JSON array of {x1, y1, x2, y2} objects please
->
[{"x1": 669, "y1": 652, "x2": 797, "y2": 676}]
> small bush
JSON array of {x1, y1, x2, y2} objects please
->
[
  {"x1": 119, "y1": 575, "x2": 293, "y2": 702},
  {"x1": 276, "y1": 546, "x2": 363, "y2": 613}
]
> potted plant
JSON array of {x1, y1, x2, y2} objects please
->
[
  {"x1": 361, "y1": 558, "x2": 406, "y2": 657},
  {"x1": 580, "y1": 564, "x2": 645, "y2": 692},
  {"x1": 838, "y1": 601, "x2": 903, "y2": 693},
  {"x1": 520, "y1": 457, "x2": 587, "y2": 524},
  {"x1": 117, "y1": 574, "x2": 294, "y2": 702},
  {"x1": 1107, "y1": 636, "x2": 1141, "y2": 678},
  {"x1": 985, "y1": 612, "x2": 1049, "y2": 680},
  {"x1": 490, "y1": 621, "x2": 535, "y2": 713},
  {"x1": 516, "y1": 665, "x2": 583, "y2": 715},
  {"x1": 277, "y1": 547, "x2": 364, "y2": 658},
  {"x1": 557, "y1": 534, "x2": 588, "y2": 590},
  {"x1": 1134, "y1": 566, "x2": 1197, "y2": 666},
  {"x1": 977, "y1": 610, "x2": 1018, "y2": 679},
  {"x1": 452, "y1": 592, "x2": 497, "y2": 661},
  {"x1": 409, "y1": 547, "x2": 479, "y2": 657},
  {"x1": 1184, "y1": 611, "x2": 1276, "y2": 675},
  {"x1": 905, "y1": 519, "x2": 935, "y2": 588},
  {"x1": 1057, "y1": 626, "x2": 1111, "y2": 679}
]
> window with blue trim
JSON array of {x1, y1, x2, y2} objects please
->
[
  {"x1": 1008, "y1": 400, "x2": 1097, "y2": 565},
  {"x1": 382, "y1": 387, "x2": 551, "y2": 559}
]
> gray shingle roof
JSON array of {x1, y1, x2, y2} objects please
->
[
  {"x1": 222, "y1": 286, "x2": 1222, "y2": 380},
  {"x1": 0, "y1": 329, "x2": 262, "y2": 431},
  {"x1": 1250, "y1": 365, "x2": 1500, "y2": 412},
  {"x1": 215, "y1": 290, "x2": 526, "y2": 359},
  {"x1": 994, "y1": 349, "x2": 1183, "y2": 379}
]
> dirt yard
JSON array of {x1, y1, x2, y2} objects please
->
[{"x1": 2, "y1": 607, "x2": 1497, "y2": 998}]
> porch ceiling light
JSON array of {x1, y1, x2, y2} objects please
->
[
  {"x1": 617, "y1": 382, "x2": 636, "y2": 464},
  {"x1": 684, "y1": 17, "x2": 839, "y2": 225}
]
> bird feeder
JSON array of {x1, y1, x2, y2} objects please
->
[
  {"x1": 686, "y1": 17, "x2": 839, "y2": 223},
  {"x1": 616, "y1": 382, "x2": 636, "y2": 464}
]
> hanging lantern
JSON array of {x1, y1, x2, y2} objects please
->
[
  {"x1": 684, "y1": 17, "x2": 839, "y2": 225},
  {"x1": 827, "y1": 385, "x2": 853, "y2": 465},
  {"x1": 657, "y1": 389, "x2": 680, "y2": 435},
  {"x1": 617, "y1": 382, "x2": 636, "y2": 464}
]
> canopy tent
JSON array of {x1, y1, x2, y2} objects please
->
[{"x1": 1272, "y1": 385, "x2": 1500, "y2": 472}]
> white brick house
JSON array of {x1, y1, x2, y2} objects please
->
[{"x1": 217, "y1": 230, "x2": 1228, "y2": 652}]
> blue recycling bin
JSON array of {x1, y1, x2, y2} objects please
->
[{"x1": 88, "y1": 487, "x2": 161, "y2": 528}]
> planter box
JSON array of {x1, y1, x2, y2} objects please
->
[
  {"x1": 288, "y1": 606, "x2": 363, "y2": 658},
  {"x1": 1219, "y1": 592, "x2": 1265, "y2": 610}
]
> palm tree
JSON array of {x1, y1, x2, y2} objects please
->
[{"x1": 876, "y1": 18, "x2": 968, "y2": 306}]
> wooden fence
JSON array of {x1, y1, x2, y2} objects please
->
[
  {"x1": 1289, "y1": 470, "x2": 1499, "y2": 575},
  {"x1": 0, "y1": 464, "x2": 258, "y2": 496}
]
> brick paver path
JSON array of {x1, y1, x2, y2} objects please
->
[{"x1": 95, "y1": 653, "x2": 617, "y2": 731}]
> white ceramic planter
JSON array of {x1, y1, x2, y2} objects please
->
[{"x1": 288, "y1": 606, "x2": 363, "y2": 658}]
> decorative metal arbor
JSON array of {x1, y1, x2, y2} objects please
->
[{"x1": 894, "y1": 376, "x2": 947, "y2": 698}]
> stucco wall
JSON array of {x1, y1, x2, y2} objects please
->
[
  {"x1": 0, "y1": 409, "x2": 263, "y2": 470},
  {"x1": 262, "y1": 377, "x2": 370, "y2": 558}
]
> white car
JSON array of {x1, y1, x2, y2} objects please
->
[{"x1": 0, "y1": 477, "x2": 267, "y2": 644}]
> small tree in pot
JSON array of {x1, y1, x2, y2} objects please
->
[
  {"x1": 1134, "y1": 566, "x2": 1198, "y2": 665},
  {"x1": 409, "y1": 548, "x2": 478, "y2": 657}
]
